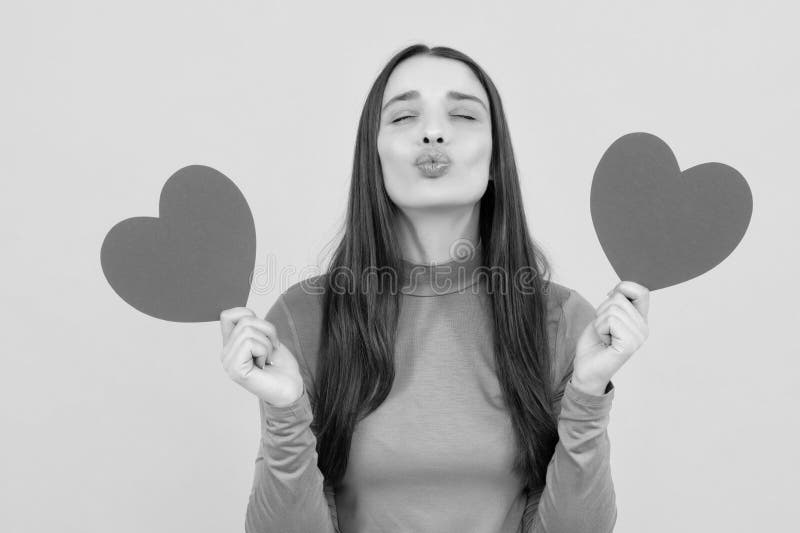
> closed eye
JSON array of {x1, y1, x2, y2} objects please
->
[{"x1": 392, "y1": 115, "x2": 476, "y2": 123}]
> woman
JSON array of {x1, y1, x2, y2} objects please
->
[{"x1": 220, "y1": 43, "x2": 650, "y2": 533}]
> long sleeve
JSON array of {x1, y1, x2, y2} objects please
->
[
  {"x1": 245, "y1": 293, "x2": 340, "y2": 533},
  {"x1": 524, "y1": 289, "x2": 617, "y2": 533}
]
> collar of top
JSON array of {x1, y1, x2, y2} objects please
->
[{"x1": 399, "y1": 238, "x2": 484, "y2": 297}]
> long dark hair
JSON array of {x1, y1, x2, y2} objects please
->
[{"x1": 310, "y1": 44, "x2": 558, "y2": 498}]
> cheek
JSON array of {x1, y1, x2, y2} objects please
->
[
  {"x1": 377, "y1": 130, "x2": 410, "y2": 201},
  {"x1": 377, "y1": 130, "x2": 412, "y2": 179},
  {"x1": 461, "y1": 132, "x2": 492, "y2": 168},
  {"x1": 377, "y1": 132, "x2": 398, "y2": 168}
]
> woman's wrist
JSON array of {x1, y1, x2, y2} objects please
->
[{"x1": 570, "y1": 373, "x2": 608, "y2": 396}]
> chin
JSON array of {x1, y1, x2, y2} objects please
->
[
  {"x1": 394, "y1": 191, "x2": 487, "y2": 210},
  {"x1": 385, "y1": 174, "x2": 489, "y2": 208}
]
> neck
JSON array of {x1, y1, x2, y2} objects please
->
[
  {"x1": 394, "y1": 203, "x2": 481, "y2": 264},
  {"x1": 400, "y1": 238, "x2": 484, "y2": 297}
]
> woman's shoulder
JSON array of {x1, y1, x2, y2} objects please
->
[
  {"x1": 280, "y1": 274, "x2": 327, "y2": 318},
  {"x1": 542, "y1": 281, "x2": 598, "y2": 385},
  {"x1": 268, "y1": 275, "x2": 327, "y2": 387},
  {"x1": 543, "y1": 280, "x2": 596, "y2": 327}
]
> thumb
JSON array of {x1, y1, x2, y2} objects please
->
[{"x1": 253, "y1": 338, "x2": 274, "y2": 369}]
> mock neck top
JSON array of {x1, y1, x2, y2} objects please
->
[
  {"x1": 400, "y1": 239, "x2": 484, "y2": 296},
  {"x1": 245, "y1": 262, "x2": 616, "y2": 533}
]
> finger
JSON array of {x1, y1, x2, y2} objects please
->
[
  {"x1": 220, "y1": 307, "x2": 256, "y2": 342},
  {"x1": 597, "y1": 292, "x2": 632, "y2": 319},
  {"x1": 597, "y1": 293, "x2": 648, "y2": 328},
  {"x1": 260, "y1": 319, "x2": 281, "y2": 351},
  {"x1": 223, "y1": 328, "x2": 272, "y2": 369},
  {"x1": 595, "y1": 313, "x2": 635, "y2": 354},
  {"x1": 254, "y1": 338, "x2": 276, "y2": 369},
  {"x1": 607, "y1": 280, "x2": 648, "y2": 300},
  {"x1": 238, "y1": 326, "x2": 271, "y2": 355},
  {"x1": 229, "y1": 316, "x2": 276, "y2": 346},
  {"x1": 596, "y1": 308, "x2": 647, "y2": 351},
  {"x1": 593, "y1": 314, "x2": 612, "y2": 347},
  {"x1": 606, "y1": 281, "x2": 622, "y2": 296},
  {"x1": 608, "y1": 281, "x2": 650, "y2": 320},
  {"x1": 230, "y1": 316, "x2": 280, "y2": 350},
  {"x1": 250, "y1": 337, "x2": 270, "y2": 358},
  {"x1": 224, "y1": 336, "x2": 271, "y2": 379},
  {"x1": 606, "y1": 314, "x2": 638, "y2": 354},
  {"x1": 233, "y1": 338, "x2": 268, "y2": 379}
]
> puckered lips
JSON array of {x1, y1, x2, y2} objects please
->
[{"x1": 414, "y1": 149, "x2": 451, "y2": 177}]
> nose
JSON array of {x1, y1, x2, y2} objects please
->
[{"x1": 422, "y1": 116, "x2": 446, "y2": 144}]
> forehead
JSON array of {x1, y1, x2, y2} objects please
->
[{"x1": 382, "y1": 55, "x2": 487, "y2": 106}]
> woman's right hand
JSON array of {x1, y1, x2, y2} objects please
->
[{"x1": 219, "y1": 307, "x2": 305, "y2": 407}]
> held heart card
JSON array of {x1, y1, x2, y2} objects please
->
[
  {"x1": 591, "y1": 132, "x2": 752, "y2": 291},
  {"x1": 101, "y1": 165, "x2": 256, "y2": 322}
]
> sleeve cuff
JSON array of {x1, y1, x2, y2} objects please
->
[
  {"x1": 261, "y1": 385, "x2": 313, "y2": 429},
  {"x1": 564, "y1": 378, "x2": 615, "y2": 412}
]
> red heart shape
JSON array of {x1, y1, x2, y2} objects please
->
[
  {"x1": 591, "y1": 132, "x2": 752, "y2": 291},
  {"x1": 101, "y1": 165, "x2": 256, "y2": 322}
]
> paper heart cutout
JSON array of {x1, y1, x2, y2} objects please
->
[
  {"x1": 591, "y1": 132, "x2": 752, "y2": 291},
  {"x1": 101, "y1": 165, "x2": 256, "y2": 322}
]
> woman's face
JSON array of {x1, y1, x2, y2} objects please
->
[{"x1": 377, "y1": 55, "x2": 493, "y2": 211}]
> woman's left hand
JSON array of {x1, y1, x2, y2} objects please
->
[{"x1": 572, "y1": 281, "x2": 651, "y2": 395}]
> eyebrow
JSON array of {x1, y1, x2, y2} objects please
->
[{"x1": 381, "y1": 90, "x2": 489, "y2": 113}]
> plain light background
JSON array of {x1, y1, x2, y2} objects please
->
[{"x1": 2, "y1": 1, "x2": 798, "y2": 532}]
